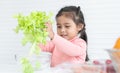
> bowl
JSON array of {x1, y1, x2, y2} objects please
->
[{"x1": 106, "y1": 49, "x2": 120, "y2": 73}]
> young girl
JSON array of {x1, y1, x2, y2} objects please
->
[{"x1": 39, "y1": 6, "x2": 89, "y2": 67}]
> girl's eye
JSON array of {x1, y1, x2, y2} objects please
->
[
  {"x1": 57, "y1": 26, "x2": 61, "y2": 28},
  {"x1": 65, "y1": 26, "x2": 70, "y2": 28}
]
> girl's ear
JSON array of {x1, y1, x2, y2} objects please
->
[{"x1": 77, "y1": 23, "x2": 84, "y2": 31}]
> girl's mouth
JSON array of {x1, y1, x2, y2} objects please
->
[{"x1": 61, "y1": 35, "x2": 67, "y2": 38}]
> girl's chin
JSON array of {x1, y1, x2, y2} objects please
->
[
  {"x1": 62, "y1": 37, "x2": 70, "y2": 40},
  {"x1": 61, "y1": 36, "x2": 68, "y2": 39}
]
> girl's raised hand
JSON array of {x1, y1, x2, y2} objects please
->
[{"x1": 45, "y1": 22, "x2": 54, "y2": 40}]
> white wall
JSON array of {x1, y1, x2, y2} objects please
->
[{"x1": 0, "y1": 0, "x2": 120, "y2": 67}]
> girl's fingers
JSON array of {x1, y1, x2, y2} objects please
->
[{"x1": 45, "y1": 22, "x2": 51, "y2": 26}]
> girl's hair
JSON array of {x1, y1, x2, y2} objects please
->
[{"x1": 56, "y1": 6, "x2": 89, "y2": 61}]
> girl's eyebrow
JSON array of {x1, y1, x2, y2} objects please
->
[
  {"x1": 65, "y1": 22, "x2": 71, "y2": 24},
  {"x1": 64, "y1": 23, "x2": 70, "y2": 25},
  {"x1": 56, "y1": 23, "x2": 60, "y2": 25},
  {"x1": 57, "y1": 22, "x2": 70, "y2": 25}
]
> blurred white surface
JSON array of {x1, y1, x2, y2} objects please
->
[{"x1": 0, "y1": 52, "x2": 51, "y2": 73}]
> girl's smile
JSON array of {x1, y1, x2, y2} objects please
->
[{"x1": 56, "y1": 15, "x2": 82, "y2": 40}]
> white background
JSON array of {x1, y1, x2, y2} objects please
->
[{"x1": 0, "y1": 0, "x2": 120, "y2": 72}]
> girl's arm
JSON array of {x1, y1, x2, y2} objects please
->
[
  {"x1": 52, "y1": 34, "x2": 87, "y2": 56},
  {"x1": 39, "y1": 22, "x2": 55, "y2": 53},
  {"x1": 39, "y1": 41, "x2": 55, "y2": 53}
]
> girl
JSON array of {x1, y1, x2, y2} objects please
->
[{"x1": 39, "y1": 6, "x2": 89, "y2": 67}]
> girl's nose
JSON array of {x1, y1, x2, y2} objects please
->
[{"x1": 61, "y1": 27, "x2": 65, "y2": 32}]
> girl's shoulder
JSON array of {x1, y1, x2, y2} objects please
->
[{"x1": 71, "y1": 37, "x2": 86, "y2": 44}]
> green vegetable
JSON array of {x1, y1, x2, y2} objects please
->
[
  {"x1": 14, "y1": 11, "x2": 53, "y2": 45},
  {"x1": 35, "y1": 60, "x2": 41, "y2": 70},
  {"x1": 14, "y1": 11, "x2": 53, "y2": 55},
  {"x1": 20, "y1": 58, "x2": 34, "y2": 73},
  {"x1": 14, "y1": 11, "x2": 53, "y2": 73}
]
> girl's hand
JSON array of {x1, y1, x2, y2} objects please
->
[{"x1": 45, "y1": 22, "x2": 54, "y2": 40}]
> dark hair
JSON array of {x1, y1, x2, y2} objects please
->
[{"x1": 56, "y1": 6, "x2": 89, "y2": 61}]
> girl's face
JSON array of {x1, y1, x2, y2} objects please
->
[{"x1": 56, "y1": 16, "x2": 83, "y2": 40}]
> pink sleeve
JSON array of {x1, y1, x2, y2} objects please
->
[
  {"x1": 39, "y1": 41, "x2": 55, "y2": 53},
  {"x1": 52, "y1": 34, "x2": 87, "y2": 56}
]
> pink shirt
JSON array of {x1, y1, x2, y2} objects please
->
[{"x1": 39, "y1": 34, "x2": 87, "y2": 67}]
